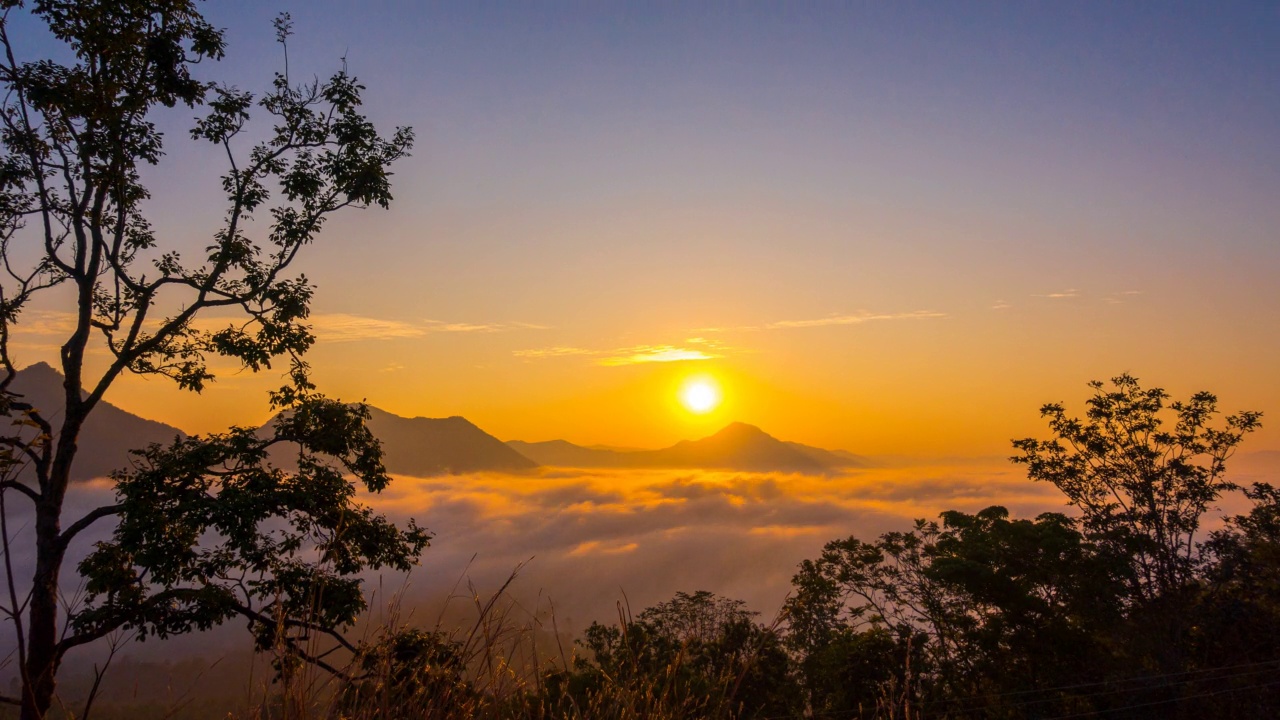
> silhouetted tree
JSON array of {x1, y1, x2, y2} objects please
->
[
  {"x1": 1193, "y1": 482, "x2": 1280, "y2": 715},
  {"x1": 1012, "y1": 374, "x2": 1261, "y2": 602},
  {"x1": 0, "y1": 2, "x2": 423, "y2": 717},
  {"x1": 1012, "y1": 374, "x2": 1261, "y2": 677},
  {"x1": 788, "y1": 508, "x2": 1128, "y2": 717},
  {"x1": 788, "y1": 375, "x2": 1270, "y2": 718}
]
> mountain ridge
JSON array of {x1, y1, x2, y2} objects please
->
[
  {"x1": 10, "y1": 363, "x2": 865, "y2": 479},
  {"x1": 507, "y1": 421, "x2": 869, "y2": 474}
]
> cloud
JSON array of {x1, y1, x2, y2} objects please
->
[
  {"x1": 514, "y1": 344, "x2": 723, "y2": 366},
  {"x1": 0, "y1": 457, "x2": 1154, "y2": 676},
  {"x1": 310, "y1": 313, "x2": 427, "y2": 342},
  {"x1": 513, "y1": 346, "x2": 597, "y2": 359},
  {"x1": 310, "y1": 314, "x2": 548, "y2": 343},
  {"x1": 764, "y1": 310, "x2": 946, "y2": 329},
  {"x1": 10, "y1": 310, "x2": 78, "y2": 335},
  {"x1": 1033, "y1": 289, "x2": 1079, "y2": 299},
  {"x1": 423, "y1": 321, "x2": 502, "y2": 333},
  {"x1": 351, "y1": 462, "x2": 1070, "y2": 625},
  {"x1": 1103, "y1": 290, "x2": 1144, "y2": 305},
  {"x1": 992, "y1": 300, "x2": 1012, "y2": 310},
  {"x1": 422, "y1": 320, "x2": 551, "y2": 333},
  {"x1": 16, "y1": 452, "x2": 1277, "y2": 693},
  {"x1": 699, "y1": 310, "x2": 946, "y2": 333},
  {"x1": 597, "y1": 345, "x2": 720, "y2": 366},
  {"x1": 568, "y1": 540, "x2": 640, "y2": 556}
]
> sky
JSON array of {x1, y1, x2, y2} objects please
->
[{"x1": 8, "y1": 1, "x2": 1280, "y2": 456}]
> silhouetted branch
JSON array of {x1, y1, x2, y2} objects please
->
[
  {"x1": 0, "y1": 480, "x2": 38, "y2": 503},
  {"x1": 59, "y1": 505, "x2": 123, "y2": 548}
]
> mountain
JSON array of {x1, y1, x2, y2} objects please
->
[
  {"x1": 8, "y1": 362, "x2": 186, "y2": 482},
  {"x1": 507, "y1": 422, "x2": 869, "y2": 474},
  {"x1": 10, "y1": 363, "x2": 536, "y2": 481},
  {"x1": 785, "y1": 442, "x2": 872, "y2": 469},
  {"x1": 505, "y1": 439, "x2": 629, "y2": 468},
  {"x1": 650, "y1": 422, "x2": 828, "y2": 473},
  {"x1": 8, "y1": 363, "x2": 863, "y2": 479},
  {"x1": 362, "y1": 408, "x2": 538, "y2": 476},
  {"x1": 265, "y1": 406, "x2": 539, "y2": 476}
]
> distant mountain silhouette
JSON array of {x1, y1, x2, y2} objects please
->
[
  {"x1": 10, "y1": 363, "x2": 536, "y2": 481},
  {"x1": 361, "y1": 408, "x2": 538, "y2": 475},
  {"x1": 8, "y1": 363, "x2": 864, "y2": 479},
  {"x1": 506, "y1": 439, "x2": 632, "y2": 468},
  {"x1": 264, "y1": 406, "x2": 539, "y2": 476},
  {"x1": 7, "y1": 362, "x2": 185, "y2": 482},
  {"x1": 508, "y1": 422, "x2": 869, "y2": 474}
]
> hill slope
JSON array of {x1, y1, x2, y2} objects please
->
[
  {"x1": 8, "y1": 362, "x2": 185, "y2": 482},
  {"x1": 363, "y1": 407, "x2": 539, "y2": 475}
]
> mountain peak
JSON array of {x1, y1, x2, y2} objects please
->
[
  {"x1": 710, "y1": 422, "x2": 771, "y2": 439},
  {"x1": 8, "y1": 360, "x2": 184, "y2": 482},
  {"x1": 358, "y1": 407, "x2": 536, "y2": 475},
  {"x1": 18, "y1": 361, "x2": 60, "y2": 378}
]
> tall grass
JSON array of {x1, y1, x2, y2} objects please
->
[{"x1": 236, "y1": 568, "x2": 804, "y2": 720}]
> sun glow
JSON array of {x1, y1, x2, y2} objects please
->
[{"x1": 679, "y1": 377, "x2": 722, "y2": 414}]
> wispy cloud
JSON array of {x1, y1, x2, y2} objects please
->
[
  {"x1": 310, "y1": 314, "x2": 426, "y2": 342},
  {"x1": 598, "y1": 345, "x2": 720, "y2": 366},
  {"x1": 423, "y1": 320, "x2": 552, "y2": 333},
  {"x1": 1103, "y1": 289, "x2": 1144, "y2": 305},
  {"x1": 764, "y1": 310, "x2": 946, "y2": 329},
  {"x1": 10, "y1": 310, "x2": 78, "y2": 336},
  {"x1": 1032, "y1": 289, "x2": 1079, "y2": 299},
  {"x1": 310, "y1": 314, "x2": 548, "y2": 343},
  {"x1": 513, "y1": 346, "x2": 596, "y2": 359},
  {"x1": 700, "y1": 310, "x2": 946, "y2": 333},
  {"x1": 992, "y1": 300, "x2": 1012, "y2": 310},
  {"x1": 514, "y1": 344, "x2": 721, "y2": 365}
]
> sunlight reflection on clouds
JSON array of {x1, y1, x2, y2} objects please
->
[{"x1": 359, "y1": 462, "x2": 1066, "y2": 630}]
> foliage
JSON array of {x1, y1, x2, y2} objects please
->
[
  {"x1": 73, "y1": 402, "x2": 430, "y2": 667},
  {"x1": 339, "y1": 628, "x2": 475, "y2": 716},
  {"x1": 543, "y1": 591, "x2": 799, "y2": 719},
  {"x1": 787, "y1": 507, "x2": 1127, "y2": 717},
  {"x1": 0, "y1": 2, "x2": 419, "y2": 717},
  {"x1": 781, "y1": 375, "x2": 1276, "y2": 719},
  {"x1": 1012, "y1": 373, "x2": 1261, "y2": 601}
]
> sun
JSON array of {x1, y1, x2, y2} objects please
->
[{"x1": 679, "y1": 377, "x2": 722, "y2": 414}]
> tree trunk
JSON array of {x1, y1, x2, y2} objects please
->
[
  {"x1": 20, "y1": 499, "x2": 64, "y2": 720},
  {"x1": 20, "y1": 384, "x2": 81, "y2": 720}
]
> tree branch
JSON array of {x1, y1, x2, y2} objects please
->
[
  {"x1": 59, "y1": 504, "x2": 123, "y2": 549},
  {"x1": 0, "y1": 480, "x2": 38, "y2": 503}
]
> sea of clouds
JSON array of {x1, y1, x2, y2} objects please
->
[{"x1": 4, "y1": 453, "x2": 1276, "y2": 711}]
